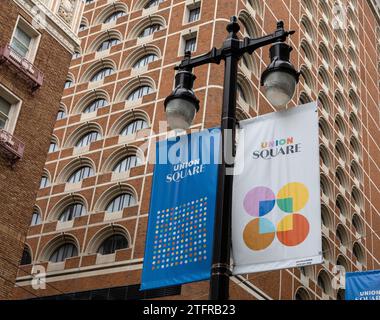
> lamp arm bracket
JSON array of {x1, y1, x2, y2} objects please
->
[
  {"x1": 242, "y1": 29, "x2": 295, "y2": 55},
  {"x1": 176, "y1": 47, "x2": 224, "y2": 71}
]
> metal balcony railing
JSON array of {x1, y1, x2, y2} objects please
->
[
  {"x1": 0, "y1": 129, "x2": 25, "y2": 164},
  {"x1": 0, "y1": 44, "x2": 44, "y2": 91}
]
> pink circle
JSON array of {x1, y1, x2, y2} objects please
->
[{"x1": 243, "y1": 187, "x2": 276, "y2": 217}]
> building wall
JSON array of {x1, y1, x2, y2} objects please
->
[
  {"x1": 0, "y1": 0, "x2": 80, "y2": 299},
  {"x1": 12, "y1": 0, "x2": 380, "y2": 300}
]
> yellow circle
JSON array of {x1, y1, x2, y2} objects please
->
[{"x1": 277, "y1": 182, "x2": 309, "y2": 213}]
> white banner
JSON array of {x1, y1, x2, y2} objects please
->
[{"x1": 232, "y1": 102, "x2": 323, "y2": 275}]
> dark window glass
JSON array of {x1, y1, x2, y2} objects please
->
[
  {"x1": 113, "y1": 156, "x2": 141, "y2": 173},
  {"x1": 138, "y1": 24, "x2": 161, "y2": 38},
  {"x1": 83, "y1": 98, "x2": 108, "y2": 113},
  {"x1": 188, "y1": 7, "x2": 200, "y2": 22},
  {"x1": 106, "y1": 193, "x2": 136, "y2": 213},
  {"x1": 31, "y1": 211, "x2": 41, "y2": 226},
  {"x1": 76, "y1": 131, "x2": 100, "y2": 147},
  {"x1": 184, "y1": 37, "x2": 196, "y2": 53},
  {"x1": 120, "y1": 119, "x2": 148, "y2": 136},
  {"x1": 59, "y1": 203, "x2": 86, "y2": 222},
  {"x1": 97, "y1": 234, "x2": 128, "y2": 255},
  {"x1": 90, "y1": 68, "x2": 113, "y2": 82},
  {"x1": 133, "y1": 54, "x2": 158, "y2": 69},
  {"x1": 144, "y1": 0, "x2": 164, "y2": 9},
  {"x1": 97, "y1": 38, "x2": 120, "y2": 52},
  {"x1": 49, "y1": 243, "x2": 78, "y2": 263},
  {"x1": 67, "y1": 166, "x2": 93, "y2": 183},
  {"x1": 104, "y1": 11, "x2": 125, "y2": 23},
  {"x1": 127, "y1": 86, "x2": 152, "y2": 101},
  {"x1": 20, "y1": 248, "x2": 31, "y2": 265}
]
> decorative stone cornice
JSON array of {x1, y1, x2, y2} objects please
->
[{"x1": 12, "y1": 0, "x2": 83, "y2": 53}]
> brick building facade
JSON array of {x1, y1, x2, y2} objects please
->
[
  {"x1": 11, "y1": 0, "x2": 380, "y2": 300},
  {"x1": 0, "y1": 0, "x2": 83, "y2": 299}
]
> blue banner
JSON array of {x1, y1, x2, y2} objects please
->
[
  {"x1": 141, "y1": 128, "x2": 220, "y2": 290},
  {"x1": 346, "y1": 270, "x2": 380, "y2": 300}
]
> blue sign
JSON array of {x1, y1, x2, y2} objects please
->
[
  {"x1": 346, "y1": 270, "x2": 380, "y2": 300},
  {"x1": 141, "y1": 128, "x2": 221, "y2": 290}
]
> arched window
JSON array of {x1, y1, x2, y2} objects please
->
[
  {"x1": 127, "y1": 86, "x2": 153, "y2": 101},
  {"x1": 113, "y1": 155, "x2": 142, "y2": 173},
  {"x1": 120, "y1": 119, "x2": 148, "y2": 136},
  {"x1": 350, "y1": 136, "x2": 362, "y2": 158},
  {"x1": 58, "y1": 203, "x2": 86, "y2": 222},
  {"x1": 352, "y1": 214, "x2": 364, "y2": 236},
  {"x1": 39, "y1": 174, "x2": 50, "y2": 189},
  {"x1": 295, "y1": 287, "x2": 311, "y2": 300},
  {"x1": 83, "y1": 98, "x2": 108, "y2": 113},
  {"x1": 67, "y1": 166, "x2": 94, "y2": 183},
  {"x1": 20, "y1": 247, "x2": 32, "y2": 265},
  {"x1": 138, "y1": 24, "x2": 161, "y2": 38},
  {"x1": 319, "y1": 117, "x2": 332, "y2": 140},
  {"x1": 321, "y1": 204, "x2": 333, "y2": 229},
  {"x1": 133, "y1": 53, "x2": 158, "y2": 69},
  {"x1": 320, "y1": 145, "x2": 331, "y2": 168},
  {"x1": 31, "y1": 210, "x2": 41, "y2": 226},
  {"x1": 336, "y1": 224, "x2": 349, "y2": 247},
  {"x1": 335, "y1": 140, "x2": 348, "y2": 162},
  {"x1": 104, "y1": 11, "x2": 125, "y2": 24},
  {"x1": 237, "y1": 83, "x2": 247, "y2": 103},
  {"x1": 48, "y1": 140, "x2": 58, "y2": 153},
  {"x1": 337, "y1": 288, "x2": 345, "y2": 300},
  {"x1": 322, "y1": 237, "x2": 333, "y2": 262},
  {"x1": 97, "y1": 234, "x2": 128, "y2": 255},
  {"x1": 64, "y1": 80, "x2": 73, "y2": 89},
  {"x1": 351, "y1": 160, "x2": 362, "y2": 182},
  {"x1": 337, "y1": 255, "x2": 350, "y2": 272},
  {"x1": 317, "y1": 270, "x2": 332, "y2": 295},
  {"x1": 144, "y1": 0, "x2": 164, "y2": 9},
  {"x1": 335, "y1": 114, "x2": 347, "y2": 136},
  {"x1": 49, "y1": 243, "x2": 78, "y2": 263},
  {"x1": 90, "y1": 68, "x2": 114, "y2": 82},
  {"x1": 75, "y1": 131, "x2": 100, "y2": 148},
  {"x1": 353, "y1": 242, "x2": 365, "y2": 264},
  {"x1": 336, "y1": 195, "x2": 349, "y2": 218},
  {"x1": 336, "y1": 167, "x2": 349, "y2": 189},
  {"x1": 106, "y1": 193, "x2": 136, "y2": 213},
  {"x1": 57, "y1": 108, "x2": 66, "y2": 120},
  {"x1": 97, "y1": 38, "x2": 120, "y2": 52}
]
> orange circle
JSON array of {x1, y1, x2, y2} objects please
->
[
  {"x1": 243, "y1": 218, "x2": 276, "y2": 251},
  {"x1": 276, "y1": 214, "x2": 310, "y2": 247}
]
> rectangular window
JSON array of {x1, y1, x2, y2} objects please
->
[
  {"x1": 188, "y1": 7, "x2": 200, "y2": 23},
  {"x1": 185, "y1": 37, "x2": 197, "y2": 53},
  {"x1": 0, "y1": 85, "x2": 22, "y2": 134},
  {"x1": 10, "y1": 17, "x2": 40, "y2": 62},
  {"x1": 11, "y1": 27, "x2": 32, "y2": 57},
  {"x1": 0, "y1": 97, "x2": 11, "y2": 129}
]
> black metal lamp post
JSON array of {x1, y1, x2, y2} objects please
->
[{"x1": 164, "y1": 16, "x2": 300, "y2": 300}]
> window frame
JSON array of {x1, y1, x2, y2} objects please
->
[
  {"x1": 120, "y1": 119, "x2": 148, "y2": 136},
  {"x1": 97, "y1": 234, "x2": 129, "y2": 255},
  {"x1": 10, "y1": 16, "x2": 41, "y2": 63},
  {"x1": 49, "y1": 243, "x2": 78, "y2": 263},
  {"x1": 106, "y1": 193, "x2": 136, "y2": 213},
  {"x1": 0, "y1": 85, "x2": 22, "y2": 134}
]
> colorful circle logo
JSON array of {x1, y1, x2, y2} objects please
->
[
  {"x1": 242, "y1": 182, "x2": 310, "y2": 251},
  {"x1": 243, "y1": 187, "x2": 275, "y2": 217},
  {"x1": 243, "y1": 218, "x2": 276, "y2": 251},
  {"x1": 277, "y1": 182, "x2": 309, "y2": 213}
]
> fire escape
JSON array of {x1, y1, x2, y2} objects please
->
[
  {"x1": 0, "y1": 44, "x2": 44, "y2": 92},
  {"x1": 0, "y1": 44, "x2": 42, "y2": 166}
]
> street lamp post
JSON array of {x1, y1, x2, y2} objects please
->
[{"x1": 164, "y1": 16, "x2": 300, "y2": 300}]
